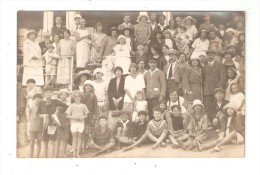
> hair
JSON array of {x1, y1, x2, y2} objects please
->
[
  {"x1": 83, "y1": 83, "x2": 94, "y2": 93},
  {"x1": 229, "y1": 82, "x2": 239, "y2": 94},
  {"x1": 134, "y1": 91, "x2": 144, "y2": 101},
  {"x1": 150, "y1": 43, "x2": 162, "y2": 56},
  {"x1": 178, "y1": 52, "x2": 187, "y2": 61},
  {"x1": 197, "y1": 28, "x2": 208, "y2": 38},
  {"x1": 138, "y1": 110, "x2": 148, "y2": 117},
  {"x1": 95, "y1": 22, "x2": 103, "y2": 29},
  {"x1": 33, "y1": 93, "x2": 43, "y2": 100},
  {"x1": 162, "y1": 44, "x2": 170, "y2": 50},
  {"x1": 159, "y1": 99, "x2": 167, "y2": 105},
  {"x1": 137, "y1": 44, "x2": 144, "y2": 51},
  {"x1": 152, "y1": 106, "x2": 162, "y2": 113},
  {"x1": 170, "y1": 105, "x2": 181, "y2": 114},
  {"x1": 224, "y1": 106, "x2": 237, "y2": 116},
  {"x1": 64, "y1": 29, "x2": 71, "y2": 36},
  {"x1": 128, "y1": 63, "x2": 139, "y2": 72},
  {"x1": 168, "y1": 19, "x2": 177, "y2": 29},
  {"x1": 26, "y1": 78, "x2": 36, "y2": 84},
  {"x1": 72, "y1": 90, "x2": 83, "y2": 98},
  {"x1": 99, "y1": 115, "x2": 107, "y2": 120},
  {"x1": 159, "y1": 14, "x2": 166, "y2": 19},
  {"x1": 168, "y1": 90, "x2": 182, "y2": 113}
]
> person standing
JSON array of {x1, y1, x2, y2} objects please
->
[
  {"x1": 51, "y1": 16, "x2": 67, "y2": 39},
  {"x1": 134, "y1": 14, "x2": 151, "y2": 48},
  {"x1": 118, "y1": 15, "x2": 134, "y2": 32},
  {"x1": 203, "y1": 50, "x2": 227, "y2": 113},
  {"x1": 144, "y1": 58, "x2": 166, "y2": 120}
]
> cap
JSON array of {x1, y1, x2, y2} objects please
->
[{"x1": 214, "y1": 87, "x2": 225, "y2": 95}]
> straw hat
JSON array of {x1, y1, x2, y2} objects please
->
[
  {"x1": 93, "y1": 68, "x2": 104, "y2": 75},
  {"x1": 121, "y1": 27, "x2": 132, "y2": 35},
  {"x1": 183, "y1": 16, "x2": 196, "y2": 24},
  {"x1": 73, "y1": 70, "x2": 92, "y2": 83},
  {"x1": 226, "y1": 28, "x2": 236, "y2": 34},
  {"x1": 26, "y1": 30, "x2": 37, "y2": 38},
  {"x1": 57, "y1": 89, "x2": 70, "y2": 99},
  {"x1": 117, "y1": 35, "x2": 127, "y2": 42},
  {"x1": 168, "y1": 49, "x2": 179, "y2": 55},
  {"x1": 192, "y1": 99, "x2": 204, "y2": 109},
  {"x1": 222, "y1": 51, "x2": 234, "y2": 58},
  {"x1": 223, "y1": 103, "x2": 236, "y2": 113},
  {"x1": 74, "y1": 14, "x2": 82, "y2": 20},
  {"x1": 189, "y1": 56, "x2": 200, "y2": 64},
  {"x1": 137, "y1": 12, "x2": 149, "y2": 22}
]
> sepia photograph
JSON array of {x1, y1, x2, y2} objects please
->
[{"x1": 16, "y1": 10, "x2": 246, "y2": 158}]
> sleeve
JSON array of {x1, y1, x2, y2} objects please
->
[
  {"x1": 84, "y1": 104, "x2": 89, "y2": 116},
  {"x1": 124, "y1": 76, "x2": 130, "y2": 90},
  {"x1": 107, "y1": 79, "x2": 114, "y2": 100},
  {"x1": 145, "y1": 122, "x2": 152, "y2": 134},
  {"x1": 159, "y1": 71, "x2": 167, "y2": 97},
  {"x1": 162, "y1": 121, "x2": 168, "y2": 134},
  {"x1": 139, "y1": 75, "x2": 146, "y2": 89},
  {"x1": 99, "y1": 36, "x2": 107, "y2": 56},
  {"x1": 191, "y1": 39, "x2": 197, "y2": 49},
  {"x1": 217, "y1": 63, "x2": 227, "y2": 88},
  {"x1": 65, "y1": 105, "x2": 72, "y2": 118},
  {"x1": 181, "y1": 68, "x2": 192, "y2": 92}
]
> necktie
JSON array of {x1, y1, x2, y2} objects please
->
[{"x1": 168, "y1": 64, "x2": 173, "y2": 80}]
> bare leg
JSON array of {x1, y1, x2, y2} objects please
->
[
  {"x1": 88, "y1": 142, "x2": 103, "y2": 150},
  {"x1": 123, "y1": 134, "x2": 148, "y2": 152},
  {"x1": 43, "y1": 141, "x2": 48, "y2": 158},
  {"x1": 152, "y1": 133, "x2": 167, "y2": 149},
  {"x1": 77, "y1": 132, "x2": 83, "y2": 157},
  {"x1": 72, "y1": 132, "x2": 78, "y2": 158},
  {"x1": 92, "y1": 142, "x2": 115, "y2": 157},
  {"x1": 35, "y1": 140, "x2": 41, "y2": 158},
  {"x1": 116, "y1": 127, "x2": 123, "y2": 149},
  {"x1": 29, "y1": 140, "x2": 35, "y2": 158},
  {"x1": 169, "y1": 135, "x2": 178, "y2": 145},
  {"x1": 44, "y1": 75, "x2": 54, "y2": 88},
  {"x1": 55, "y1": 140, "x2": 61, "y2": 158},
  {"x1": 50, "y1": 141, "x2": 55, "y2": 158},
  {"x1": 62, "y1": 139, "x2": 68, "y2": 157},
  {"x1": 214, "y1": 131, "x2": 237, "y2": 151}
]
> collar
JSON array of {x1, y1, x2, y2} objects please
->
[
  {"x1": 158, "y1": 23, "x2": 167, "y2": 28},
  {"x1": 43, "y1": 97, "x2": 55, "y2": 102},
  {"x1": 208, "y1": 60, "x2": 215, "y2": 65},
  {"x1": 149, "y1": 68, "x2": 159, "y2": 74},
  {"x1": 123, "y1": 23, "x2": 131, "y2": 27}
]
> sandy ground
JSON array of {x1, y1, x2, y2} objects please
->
[{"x1": 17, "y1": 126, "x2": 244, "y2": 158}]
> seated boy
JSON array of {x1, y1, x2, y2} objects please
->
[
  {"x1": 88, "y1": 116, "x2": 115, "y2": 157},
  {"x1": 123, "y1": 107, "x2": 168, "y2": 151},
  {"x1": 115, "y1": 111, "x2": 134, "y2": 148},
  {"x1": 208, "y1": 87, "x2": 229, "y2": 138},
  {"x1": 130, "y1": 111, "x2": 149, "y2": 141}
]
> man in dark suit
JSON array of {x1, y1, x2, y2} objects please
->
[
  {"x1": 149, "y1": 13, "x2": 158, "y2": 40},
  {"x1": 203, "y1": 50, "x2": 227, "y2": 113},
  {"x1": 157, "y1": 14, "x2": 168, "y2": 32},
  {"x1": 163, "y1": 49, "x2": 181, "y2": 100},
  {"x1": 51, "y1": 16, "x2": 67, "y2": 39},
  {"x1": 39, "y1": 32, "x2": 53, "y2": 55}
]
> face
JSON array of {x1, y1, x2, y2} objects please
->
[
  {"x1": 97, "y1": 25, "x2": 102, "y2": 32},
  {"x1": 119, "y1": 38, "x2": 125, "y2": 45},
  {"x1": 153, "y1": 111, "x2": 162, "y2": 121},
  {"x1": 55, "y1": 17, "x2": 62, "y2": 24},
  {"x1": 169, "y1": 20, "x2": 175, "y2": 28},
  {"x1": 136, "y1": 93, "x2": 143, "y2": 101},
  {"x1": 54, "y1": 35, "x2": 60, "y2": 43},
  {"x1": 227, "y1": 69, "x2": 235, "y2": 78},
  {"x1": 137, "y1": 47, "x2": 144, "y2": 55},
  {"x1": 124, "y1": 29, "x2": 130, "y2": 36},
  {"x1": 191, "y1": 59, "x2": 199, "y2": 66},
  {"x1": 95, "y1": 73, "x2": 103, "y2": 80},
  {"x1": 75, "y1": 17, "x2": 80, "y2": 24},
  {"x1": 200, "y1": 29, "x2": 207, "y2": 38},
  {"x1": 162, "y1": 46, "x2": 169, "y2": 55},
  {"x1": 159, "y1": 16, "x2": 165, "y2": 24},
  {"x1": 239, "y1": 34, "x2": 245, "y2": 41},
  {"x1": 215, "y1": 91, "x2": 224, "y2": 100},
  {"x1": 124, "y1": 16, "x2": 130, "y2": 23},
  {"x1": 27, "y1": 82, "x2": 35, "y2": 89},
  {"x1": 115, "y1": 70, "x2": 122, "y2": 77},
  {"x1": 74, "y1": 94, "x2": 81, "y2": 103},
  {"x1": 194, "y1": 105, "x2": 203, "y2": 113},
  {"x1": 140, "y1": 16, "x2": 147, "y2": 23},
  {"x1": 156, "y1": 33, "x2": 162, "y2": 39},
  {"x1": 99, "y1": 119, "x2": 107, "y2": 127},
  {"x1": 28, "y1": 33, "x2": 36, "y2": 40},
  {"x1": 59, "y1": 93, "x2": 68, "y2": 101},
  {"x1": 44, "y1": 91, "x2": 53, "y2": 100},
  {"x1": 227, "y1": 108, "x2": 235, "y2": 116},
  {"x1": 111, "y1": 30, "x2": 117, "y2": 36},
  {"x1": 150, "y1": 13, "x2": 157, "y2": 21},
  {"x1": 231, "y1": 84, "x2": 239, "y2": 94},
  {"x1": 80, "y1": 75, "x2": 87, "y2": 82},
  {"x1": 172, "y1": 108, "x2": 180, "y2": 117},
  {"x1": 164, "y1": 33, "x2": 171, "y2": 39},
  {"x1": 48, "y1": 47, "x2": 54, "y2": 52},
  {"x1": 207, "y1": 53, "x2": 215, "y2": 62},
  {"x1": 159, "y1": 103, "x2": 167, "y2": 111},
  {"x1": 151, "y1": 47, "x2": 156, "y2": 54},
  {"x1": 64, "y1": 31, "x2": 70, "y2": 38},
  {"x1": 169, "y1": 54, "x2": 177, "y2": 63},
  {"x1": 84, "y1": 84, "x2": 92, "y2": 92},
  {"x1": 170, "y1": 91, "x2": 178, "y2": 101},
  {"x1": 80, "y1": 19, "x2": 86, "y2": 27},
  {"x1": 138, "y1": 61, "x2": 145, "y2": 69},
  {"x1": 178, "y1": 54, "x2": 186, "y2": 63},
  {"x1": 139, "y1": 114, "x2": 146, "y2": 122},
  {"x1": 176, "y1": 17, "x2": 182, "y2": 26},
  {"x1": 34, "y1": 97, "x2": 42, "y2": 105},
  {"x1": 185, "y1": 19, "x2": 192, "y2": 25},
  {"x1": 209, "y1": 31, "x2": 216, "y2": 39},
  {"x1": 227, "y1": 47, "x2": 236, "y2": 54},
  {"x1": 121, "y1": 113, "x2": 128, "y2": 121},
  {"x1": 227, "y1": 32, "x2": 234, "y2": 38},
  {"x1": 148, "y1": 61, "x2": 156, "y2": 70},
  {"x1": 129, "y1": 66, "x2": 137, "y2": 73}
]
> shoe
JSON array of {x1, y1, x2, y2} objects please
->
[{"x1": 195, "y1": 140, "x2": 202, "y2": 152}]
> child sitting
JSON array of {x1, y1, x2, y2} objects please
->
[
  {"x1": 181, "y1": 100, "x2": 209, "y2": 150},
  {"x1": 163, "y1": 30, "x2": 176, "y2": 49},
  {"x1": 208, "y1": 88, "x2": 229, "y2": 137},
  {"x1": 167, "y1": 90, "x2": 187, "y2": 113},
  {"x1": 122, "y1": 107, "x2": 168, "y2": 151},
  {"x1": 88, "y1": 116, "x2": 115, "y2": 157},
  {"x1": 115, "y1": 111, "x2": 133, "y2": 148},
  {"x1": 28, "y1": 94, "x2": 43, "y2": 158},
  {"x1": 132, "y1": 91, "x2": 148, "y2": 122},
  {"x1": 43, "y1": 44, "x2": 61, "y2": 88},
  {"x1": 66, "y1": 90, "x2": 89, "y2": 158},
  {"x1": 166, "y1": 105, "x2": 189, "y2": 149}
]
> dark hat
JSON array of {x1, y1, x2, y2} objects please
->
[
  {"x1": 138, "y1": 110, "x2": 148, "y2": 116},
  {"x1": 226, "y1": 44, "x2": 236, "y2": 50},
  {"x1": 110, "y1": 27, "x2": 118, "y2": 32},
  {"x1": 222, "y1": 51, "x2": 234, "y2": 58},
  {"x1": 33, "y1": 93, "x2": 43, "y2": 100},
  {"x1": 26, "y1": 78, "x2": 36, "y2": 84},
  {"x1": 43, "y1": 86, "x2": 53, "y2": 92},
  {"x1": 74, "y1": 70, "x2": 92, "y2": 83},
  {"x1": 170, "y1": 105, "x2": 181, "y2": 111},
  {"x1": 121, "y1": 27, "x2": 132, "y2": 34},
  {"x1": 214, "y1": 87, "x2": 225, "y2": 95},
  {"x1": 224, "y1": 59, "x2": 235, "y2": 67},
  {"x1": 114, "y1": 66, "x2": 123, "y2": 74},
  {"x1": 206, "y1": 50, "x2": 216, "y2": 55}
]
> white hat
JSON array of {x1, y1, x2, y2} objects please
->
[
  {"x1": 93, "y1": 68, "x2": 104, "y2": 75},
  {"x1": 183, "y1": 16, "x2": 196, "y2": 24},
  {"x1": 84, "y1": 80, "x2": 94, "y2": 89},
  {"x1": 42, "y1": 31, "x2": 51, "y2": 37},
  {"x1": 192, "y1": 99, "x2": 204, "y2": 109},
  {"x1": 137, "y1": 12, "x2": 149, "y2": 22},
  {"x1": 74, "y1": 14, "x2": 82, "y2": 19},
  {"x1": 226, "y1": 28, "x2": 235, "y2": 34},
  {"x1": 223, "y1": 103, "x2": 236, "y2": 113},
  {"x1": 117, "y1": 35, "x2": 127, "y2": 42}
]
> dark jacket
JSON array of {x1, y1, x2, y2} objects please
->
[{"x1": 51, "y1": 25, "x2": 67, "y2": 39}]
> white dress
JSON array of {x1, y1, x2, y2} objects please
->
[
  {"x1": 191, "y1": 38, "x2": 209, "y2": 59},
  {"x1": 132, "y1": 100, "x2": 148, "y2": 121},
  {"x1": 76, "y1": 29, "x2": 91, "y2": 68},
  {"x1": 22, "y1": 39, "x2": 44, "y2": 86},
  {"x1": 113, "y1": 44, "x2": 131, "y2": 74}
]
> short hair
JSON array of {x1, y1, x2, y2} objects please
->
[
  {"x1": 150, "y1": 43, "x2": 162, "y2": 55},
  {"x1": 159, "y1": 99, "x2": 167, "y2": 105},
  {"x1": 26, "y1": 78, "x2": 36, "y2": 84},
  {"x1": 64, "y1": 29, "x2": 71, "y2": 36},
  {"x1": 170, "y1": 105, "x2": 181, "y2": 111},
  {"x1": 33, "y1": 93, "x2": 43, "y2": 100},
  {"x1": 72, "y1": 90, "x2": 83, "y2": 98},
  {"x1": 138, "y1": 110, "x2": 147, "y2": 117},
  {"x1": 153, "y1": 106, "x2": 162, "y2": 113},
  {"x1": 95, "y1": 22, "x2": 103, "y2": 29},
  {"x1": 159, "y1": 14, "x2": 166, "y2": 19}
]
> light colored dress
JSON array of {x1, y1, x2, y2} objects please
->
[
  {"x1": 191, "y1": 38, "x2": 209, "y2": 59},
  {"x1": 135, "y1": 22, "x2": 150, "y2": 45},
  {"x1": 76, "y1": 28, "x2": 91, "y2": 68},
  {"x1": 91, "y1": 32, "x2": 107, "y2": 63},
  {"x1": 22, "y1": 39, "x2": 44, "y2": 86},
  {"x1": 56, "y1": 38, "x2": 74, "y2": 84},
  {"x1": 113, "y1": 44, "x2": 131, "y2": 74}
]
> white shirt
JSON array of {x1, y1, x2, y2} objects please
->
[
  {"x1": 158, "y1": 23, "x2": 167, "y2": 31},
  {"x1": 92, "y1": 80, "x2": 107, "y2": 102},
  {"x1": 166, "y1": 61, "x2": 177, "y2": 79},
  {"x1": 124, "y1": 74, "x2": 145, "y2": 103},
  {"x1": 150, "y1": 22, "x2": 157, "y2": 31},
  {"x1": 208, "y1": 60, "x2": 215, "y2": 67}
]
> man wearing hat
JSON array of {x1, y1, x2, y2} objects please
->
[
  {"x1": 51, "y1": 16, "x2": 67, "y2": 39},
  {"x1": 99, "y1": 27, "x2": 118, "y2": 60},
  {"x1": 163, "y1": 49, "x2": 181, "y2": 99},
  {"x1": 118, "y1": 15, "x2": 134, "y2": 31},
  {"x1": 203, "y1": 49, "x2": 227, "y2": 113},
  {"x1": 39, "y1": 32, "x2": 53, "y2": 55},
  {"x1": 70, "y1": 14, "x2": 82, "y2": 39},
  {"x1": 144, "y1": 57, "x2": 166, "y2": 120}
]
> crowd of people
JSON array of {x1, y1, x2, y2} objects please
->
[{"x1": 17, "y1": 12, "x2": 245, "y2": 158}]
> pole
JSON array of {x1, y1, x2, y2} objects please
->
[{"x1": 70, "y1": 56, "x2": 74, "y2": 91}]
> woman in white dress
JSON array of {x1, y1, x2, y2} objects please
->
[
  {"x1": 22, "y1": 30, "x2": 44, "y2": 86},
  {"x1": 75, "y1": 18, "x2": 91, "y2": 69}
]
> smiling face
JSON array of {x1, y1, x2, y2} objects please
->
[
  {"x1": 170, "y1": 91, "x2": 178, "y2": 102},
  {"x1": 194, "y1": 105, "x2": 203, "y2": 113},
  {"x1": 148, "y1": 61, "x2": 157, "y2": 70},
  {"x1": 200, "y1": 29, "x2": 207, "y2": 38},
  {"x1": 191, "y1": 59, "x2": 199, "y2": 67},
  {"x1": 169, "y1": 54, "x2": 177, "y2": 63},
  {"x1": 153, "y1": 110, "x2": 162, "y2": 121},
  {"x1": 178, "y1": 54, "x2": 186, "y2": 63},
  {"x1": 159, "y1": 103, "x2": 167, "y2": 111},
  {"x1": 99, "y1": 118, "x2": 107, "y2": 128},
  {"x1": 53, "y1": 35, "x2": 60, "y2": 43},
  {"x1": 59, "y1": 93, "x2": 68, "y2": 101},
  {"x1": 215, "y1": 91, "x2": 224, "y2": 101}
]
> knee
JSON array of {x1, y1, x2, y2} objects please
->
[{"x1": 213, "y1": 118, "x2": 219, "y2": 127}]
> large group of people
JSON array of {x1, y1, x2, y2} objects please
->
[{"x1": 17, "y1": 12, "x2": 245, "y2": 158}]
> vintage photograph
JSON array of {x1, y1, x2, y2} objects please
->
[{"x1": 16, "y1": 11, "x2": 245, "y2": 158}]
